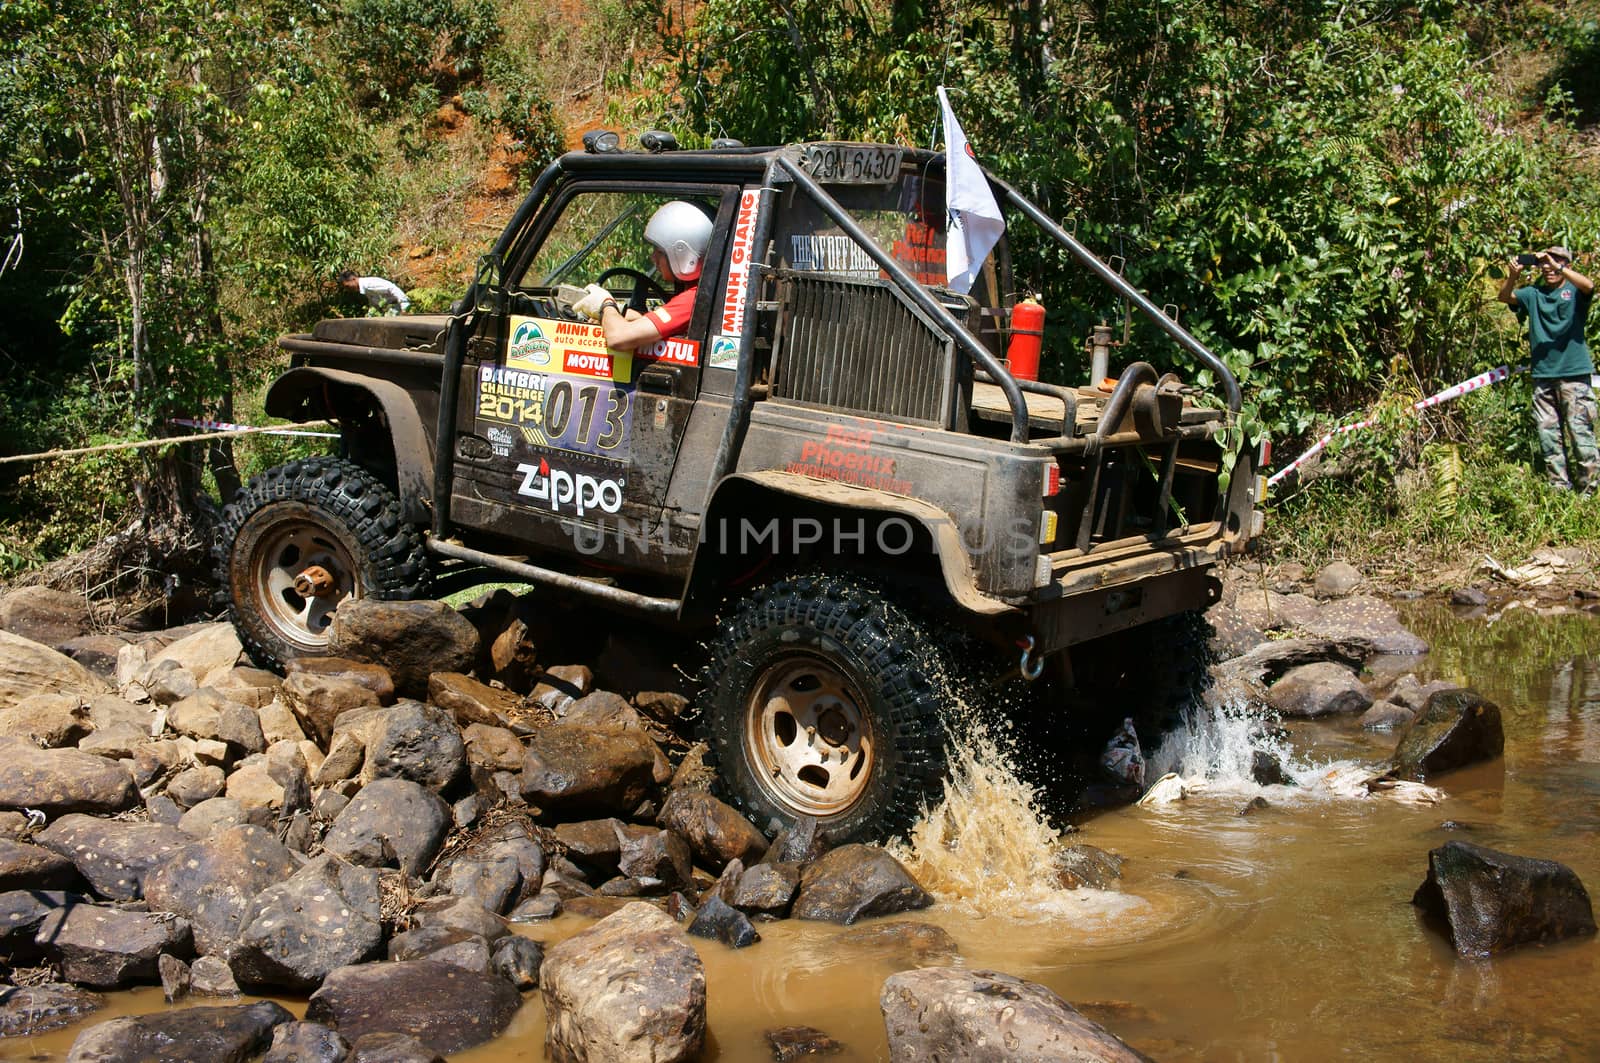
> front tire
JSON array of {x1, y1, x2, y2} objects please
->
[
  {"x1": 698, "y1": 573, "x2": 953, "y2": 845},
  {"x1": 215, "y1": 457, "x2": 429, "y2": 671}
]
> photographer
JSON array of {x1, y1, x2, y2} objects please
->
[{"x1": 1497, "y1": 246, "x2": 1598, "y2": 494}]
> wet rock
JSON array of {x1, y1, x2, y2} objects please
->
[
  {"x1": 1359, "y1": 701, "x2": 1415, "y2": 732},
  {"x1": 0, "y1": 586, "x2": 93, "y2": 646},
  {"x1": 1413, "y1": 841, "x2": 1596, "y2": 956},
  {"x1": 1302, "y1": 596, "x2": 1429, "y2": 655},
  {"x1": 261, "y1": 1020, "x2": 350, "y2": 1063},
  {"x1": 0, "y1": 837, "x2": 85, "y2": 891},
  {"x1": 1238, "y1": 796, "x2": 1270, "y2": 816},
  {"x1": 1313, "y1": 561, "x2": 1363, "y2": 599},
  {"x1": 411, "y1": 895, "x2": 511, "y2": 943},
  {"x1": 0, "y1": 982, "x2": 103, "y2": 1037},
  {"x1": 762, "y1": 815, "x2": 829, "y2": 865},
  {"x1": 306, "y1": 959, "x2": 521, "y2": 1054},
  {"x1": 387, "y1": 926, "x2": 493, "y2": 972},
  {"x1": 168, "y1": 764, "x2": 227, "y2": 808},
  {"x1": 792, "y1": 845, "x2": 932, "y2": 925},
  {"x1": 1249, "y1": 749, "x2": 1295, "y2": 786},
  {"x1": 444, "y1": 852, "x2": 522, "y2": 914},
  {"x1": 348, "y1": 1032, "x2": 446, "y2": 1063},
  {"x1": 362, "y1": 701, "x2": 466, "y2": 792},
  {"x1": 463, "y1": 723, "x2": 524, "y2": 771},
  {"x1": 688, "y1": 891, "x2": 760, "y2": 948},
  {"x1": 1385, "y1": 675, "x2": 1460, "y2": 713},
  {"x1": 233, "y1": 855, "x2": 384, "y2": 991},
  {"x1": 766, "y1": 1025, "x2": 844, "y2": 1060},
  {"x1": 837, "y1": 921, "x2": 960, "y2": 964},
  {"x1": 542, "y1": 901, "x2": 706, "y2": 1063},
  {"x1": 179, "y1": 797, "x2": 249, "y2": 839},
  {"x1": 554, "y1": 818, "x2": 647, "y2": 879},
  {"x1": 618, "y1": 826, "x2": 693, "y2": 893},
  {"x1": 1450, "y1": 587, "x2": 1489, "y2": 607},
  {"x1": 1391, "y1": 689, "x2": 1505, "y2": 781},
  {"x1": 1265, "y1": 662, "x2": 1372, "y2": 718},
  {"x1": 324, "y1": 777, "x2": 451, "y2": 877},
  {"x1": 492, "y1": 935, "x2": 544, "y2": 989},
  {"x1": 143, "y1": 824, "x2": 299, "y2": 959},
  {"x1": 35, "y1": 902, "x2": 193, "y2": 988},
  {"x1": 326, "y1": 600, "x2": 479, "y2": 699},
  {"x1": 283, "y1": 672, "x2": 382, "y2": 748},
  {"x1": 732, "y1": 862, "x2": 800, "y2": 918},
  {"x1": 35, "y1": 815, "x2": 188, "y2": 901},
  {"x1": 1054, "y1": 845, "x2": 1125, "y2": 890},
  {"x1": 880, "y1": 967, "x2": 1147, "y2": 1062},
  {"x1": 1, "y1": 692, "x2": 92, "y2": 747},
  {"x1": 510, "y1": 889, "x2": 562, "y2": 922},
  {"x1": 521, "y1": 723, "x2": 666, "y2": 817},
  {"x1": 429, "y1": 673, "x2": 520, "y2": 730},
  {"x1": 192, "y1": 954, "x2": 241, "y2": 996},
  {"x1": 160, "y1": 953, "x2": 192, "y2": 1002},
  {"x1": 657, "y1": 789, "x2": 769, "y2": 873},
  {"x1": 0, "y1": 630, "x2": 111, "y2": 712},
  {"x1": 0, "y1": 739, "x2": 136, "y2": 816},
  {"x1": 66, "y1": 1000, "x2": 292, "y2": 1063}
]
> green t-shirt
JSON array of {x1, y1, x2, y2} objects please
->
[{"x1": 1511, "y1": 280, "x2": 1595, "y2": 379}]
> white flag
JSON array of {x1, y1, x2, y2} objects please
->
[{"x1": 938, "y1": 86, "x2": 1004, "y2": 295}]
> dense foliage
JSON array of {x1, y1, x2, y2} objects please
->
[{"x1": 1, "y1": 0, "x2": 1596, "y2": 582}]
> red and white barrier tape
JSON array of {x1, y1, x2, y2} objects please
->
[
  {"x1": 171, "y1": 418, "x2": 338, "y2": 439},
  {"x1": 1267, "y1": 365, "x2": 1524, "y2": 488}
]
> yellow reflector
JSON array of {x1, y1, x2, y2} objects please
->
[{"x1": 1039, "y1": 512, "x2": 1059, "y2": 544}]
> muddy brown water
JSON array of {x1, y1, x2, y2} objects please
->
[{"x1": 5, "y1": 602, "x2": 1597, "y2": 1062}]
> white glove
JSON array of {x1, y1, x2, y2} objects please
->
[{"x1": 571, "y1": 283, "x2": 613, "y2": 321}]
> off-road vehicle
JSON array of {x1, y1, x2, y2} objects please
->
[{"x1": 217, "y1": 136, "x2": 1263, "y2": 842}]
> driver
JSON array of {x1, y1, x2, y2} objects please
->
[{"x1": 572, "y1": 201, "x2": 713, "y2": 351}]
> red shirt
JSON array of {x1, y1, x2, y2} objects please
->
[{"x1": 650, "y1": 286, "x2": 697, "y2": 339}]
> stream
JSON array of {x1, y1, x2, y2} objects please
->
[{"x1": 6, "y1": 600, "x2": 1597, "y2": 1061}]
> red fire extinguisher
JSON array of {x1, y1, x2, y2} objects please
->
[{"x1": 1007, "y1": 297, "x2": 1045, "y2": 381}]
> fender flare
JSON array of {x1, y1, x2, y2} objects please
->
[
  {"x1": 685, "y1": 470, "x2": 1014, "y2": 618},
  {"x1": 264, "y1": 367, "x2": 433, "y2": 524}
]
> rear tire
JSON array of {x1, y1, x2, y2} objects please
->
[
  {"x1": 215, "y1": 457, "x2": 429, "y2": 671},
  {"x1": 697, "y1": 572, "x2": 953, "y2": 845}
]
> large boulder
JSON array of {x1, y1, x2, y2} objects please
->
[
  {"x1": 232, "y1": 855, "x2": 384, "y2": 991},
  {"x1": 0, "y1": 741, "x2": 131, "y2": 816},
  {"x1": 1391, "y1": 689, "x2": 1505, "y2": 780},
  {"x1": 326, "y1": 600, "x2": 478, "y2": 698},
  {"x1": 142, "y1": 824, "x2": 299, "y2": 959},
  {"x1": 34, "y1": 902, "x2": 193, "y2": 988},
  {"x1": 542, "y1": 901, "x2": 705, "y2": 1063},
  {"x1": 1300, "y1": 596, "x2": 1429, "y2": 655},
  {"x1": 35, "y1": 815, "x2": 189, "y2": 901},
  {"x1": 1412, "y1": 841, "x2": 1596, "y2": 956},
  {"x1": 0, "y1": 837, "x2": 85, "y2": 891},
  {"x1": 0, "y1": 888, "x2": 80, "y2": 966},
  {"x1": 521, "y1": 722, "x2": 666, "y2": 818},
  {"x1": 0, "y1": 586, "x2": 93, "y2": 646},
  {"x1": 656, "y1": 789, "x2": 768, "y2": 873},
  {"x1": 323, "y1": 777, "x2": 452, "y2": 877},
  {"x1": 0, "y1": 692, "x2": 93, "y2": 747},
  {"x1": 791, "y1": 845, "x2": 932, "y2": 925},
  {"x1": 65, "y1": 1001, "x2": 293, "y2": 1063},
  {"x1": 361, "y1": 701, "x2": 467, "y2": 792},
  {"x1": 1264, "y1": 662, "x2": 1372, "y2": 718},
  {"x1": 306, "y1": 960, "x2": 522, "y2": 1055},
  {"x1": 880, "y1": 967, "x2": 1149, "y2": 1062}
]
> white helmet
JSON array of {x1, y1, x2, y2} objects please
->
[{"x1": 644, "y1": 201, "x2": 713, "y2": 281}]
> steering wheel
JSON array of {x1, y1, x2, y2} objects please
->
[{"x1": 596, "y1": 267, "x2": 669, "y2": 314}]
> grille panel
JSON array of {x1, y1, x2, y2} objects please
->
[{"x1": 770, "y1": 272, "x2": 957, "y2": 428}]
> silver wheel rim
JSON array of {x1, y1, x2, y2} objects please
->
[
  {"x1": 249, "y1": 517, "x2": 357, "y2": 652},
  {"x1": 744, "y1": 655, "x2": 875, "y2": 817}
]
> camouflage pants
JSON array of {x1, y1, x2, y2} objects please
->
[{"x1": 1532, "y1": 378, "x2": 1599, "y2": 492}]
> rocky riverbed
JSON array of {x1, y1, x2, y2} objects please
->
[{"x1": 0, "y1": 560, "x2": 1594, "y2": 1061}]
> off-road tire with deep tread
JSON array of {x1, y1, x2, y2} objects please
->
[
  {"x1": 214, "y1": 457, "x2": 429, "y2": 672},
  {"x1": 697, "y1": 572, "x2": 953, "y2": 845}
]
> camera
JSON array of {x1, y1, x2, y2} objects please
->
[{"x1": 1516, "y1": 253, "x2": 1541, "y2": 266}]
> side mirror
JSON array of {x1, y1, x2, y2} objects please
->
[{"x1": 473, "y1": 253, "x2": 506, "y2": 315}]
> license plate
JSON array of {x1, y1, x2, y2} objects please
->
[{"x1": 798, "y1": 144, "x2": 904, "y2": 184}]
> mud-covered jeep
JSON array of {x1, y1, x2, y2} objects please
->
[{"x1": 218, "y1": 137, "x2": 1262, "y2": 842}]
